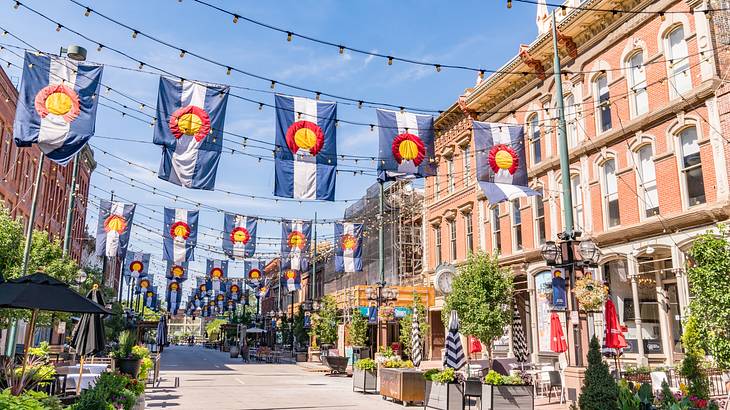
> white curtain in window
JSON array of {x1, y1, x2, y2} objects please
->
[
  {"x1": 638, "y1": 146, "x2": 658, "y2": 213},
  {"x1": 629, "y1": 53, "x2": 648, "y2": 116},
  {"x1": 668, "y1": 27, "x2": 691, "y2": 95}
]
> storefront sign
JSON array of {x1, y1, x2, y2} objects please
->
[
  {"x1": 358, "y1": 306, "x2": 412, "y2": 320},
  {"x1": 552, "y1": 268, "x2": 567, "y2": 310}
]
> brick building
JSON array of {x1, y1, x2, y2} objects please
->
[
  {"x1": 427, "y1": 0, "x2": 730, "y2": 368},
  {"x1": 0, "y1": 65, "x2": 95, "y2": 263}
]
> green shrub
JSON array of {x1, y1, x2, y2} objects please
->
[
  {"x1": 0, "y1": 389, "x2": 61, "y2": 410},
  {"x1": 347, "y1": 311, "x2": 368, "y2": 347},
  {"x1": 354, "y1": 358, "x2": 376, "y2": 371},
  {"x1": 579, "y1": 337, "x2": 618, "y2": 410},
  {"x1": 382, "y1": 359, "x2": 413, "y2": 369},
  {"x1": 110, "y1": 330, "x2": 142, "y2": 360},
  {"x1": 431, "y1": 368, "x2": 455, "y2": 384},
  {"x1": 423, "y1": 369, "x2": 439, "y2": 381},
  {"x1": 70, "y1": 372, "x2": 142, "y2": 410}
]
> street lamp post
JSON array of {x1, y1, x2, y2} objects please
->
[{"x1": 289, "y1": 290, "x2": 295, "y2": 357}]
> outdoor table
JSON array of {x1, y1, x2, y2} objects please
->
[
  {"x1": 65, "y1": 373, "x2": 99, "y2": 391},
  {"x1": 68, "y1": 364, "x2": 108, "y2": 374}
]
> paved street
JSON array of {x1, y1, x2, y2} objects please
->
[{"x1": 145, "y1": 345, "x2": 404, "y2": 409}]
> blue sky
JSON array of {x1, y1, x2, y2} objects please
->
[{"x1": 1, "y1": 0, "x2": 542, "y2": 296}]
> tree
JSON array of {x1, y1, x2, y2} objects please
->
[
  {"x1": 347, "y1": 310, "x2": 368, "y2": 347},
  {"x1": 292, "y1": 305, "x2": 309, "y2": 347},
  {"x1": 311, "y1": 295, "x2": 338, "y2": 346},
  {"x1": 686, "y1": 228, "x2": 730, "y2": 370},
  {"x1": 443, "y1": 251, "x2": 513, "y2": 360},
  {"x1": 578, "y1": 336, "x2": 619, "y2": 410},
  {"x1": 205, "y1": 319, "x2": 227, "y2": 341},
  {"x1": 399, "y1": 293, "x2": 429, "y2": 358}
]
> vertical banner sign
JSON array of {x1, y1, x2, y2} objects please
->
[
  {"x1": 228, "y1": 281, "x2": 241, "y2": 302},
  {"x1": 245, "y1": 260, "x2": 264, "y2": 286},
  {"x1": 166, "y1": 280, "x2": 182, "y2": 314},
  {"x1": 125, "y1": 252, "x2": 150, "y2": 280},
  {"x1": 472, "y1": 121, "x2": 540, "y2": 203},
  {"x1": 334, "y1": 222, "x2": 363, "y2": 273},
  {"x1": 257, "y1": 278, "x2": 270, "y2": 298},
  {"x1": 552, "y1": 268, "x2": 567, "y2": 310},
  {"x1": 281, "y1": 267, "x2": 301, "y2": 292},
  {"x1": 153, "y1": 77, "x2": 229, "y2": 190},
  {"x1": 95, "y1": 200, "x2": 136, "y2": 259},
  {"x1": 281, "y1": 220, "x2": 311, "y2": 271},
  {"x1": 207, "y1": 259, "x2": 229, "y2": 293},
  {"x1": 144, "y1": 287, "x2": 157, "y2": 309},
  {"x1": 13, "y1": 52, "x2": 103, "y2": 165},
  {"x1": 376, "y1": 109, "x2": 436, "y2": 180},
  {"x1": 274, "y1": 95, "x2": 337, "y2": 200},
  {"x1": 223, "y1": 213, "x2": 257, "y2": 259},
  {"x1": 165, "y1": 260, "x2": 189, "y2": 282},
  {"x1": 136, "y1": 277, "x2": 152, "y2": 295},
  {"x1": 163, "y1": 208, "x2": 199, "y2": 262}
]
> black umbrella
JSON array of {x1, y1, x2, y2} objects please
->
[{"x1": 70, "y1": 285, "x2": 107, "y2": 394}]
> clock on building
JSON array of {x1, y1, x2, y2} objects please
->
[{"x1": 434, "y1": 264, "x2": 456, "y2": 295}]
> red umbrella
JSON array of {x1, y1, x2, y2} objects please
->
[
  {"x1": 604, "y1": 299, "x2": 627, "y2": 350},
  {"x1": 469, "y1": 336, "x2": 482, "y2": 354},
  {"x1": 550, "y1": 312, "x2": 568, "y2": 353}
]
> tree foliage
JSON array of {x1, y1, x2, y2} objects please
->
[
  {"x1": 686, "y1": 228, "x2": 730, "y2": 370},
  {"x1": 311, "y1": 295, "x2": 339, "y2": 346},
  {"x1": 347, "y1": 310, "x2": 368, "y2": 347},
  {"x1": 205, "y1": 319, "x2": 227, "y2": 341},
  {"x1": 292, "y1": 305, "x2": 309, "y2": 347},
  {"x1": 578, "y1": 336, "x2": 618, "y2": 410},
  {"x1": 399, "y1": 293, "x2": 429, "y2": 358},
  {"x1": 443, "y1": 252, "x2": 512, "y2": 359}
]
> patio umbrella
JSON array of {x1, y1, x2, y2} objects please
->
[
  {"x1": 156, "y1": 315, "x2": 168, "y2": 353},
  {"x1": 411, "y1": 310, "x2": 422, "y2": 368},
  {"x1": 512, "y1": 306, "x2": 528, "y2": 363},
  {"x1": 0, "y1": 272, "x2": 110, "y2": 393},
  {"x1": 549, "y1": 312, "x2": 568, "y2": 353},
  {"x1": 443, "y1": 310, "x2": 466, "y2": 370},
  {"x1": 603, "y1": 298, "x2": 627, "y2": 373},
  {"x1": 70, "y1": 285, "x2": 107, "y2": 394}
]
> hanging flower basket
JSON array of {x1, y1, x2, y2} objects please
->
[
  {"x1": 378, "y1": 306, "x2": 395, "y2": 322},
  {"x1": 574, "y1": 276, "x2": 608, "y2": 311}
]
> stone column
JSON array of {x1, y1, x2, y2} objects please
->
[
  {"x1": 628, "y1": 257, "x2": 647, "y2": 365},
  {"x1": 655, "y1": 271, "x2": 674, "y2": 365}
]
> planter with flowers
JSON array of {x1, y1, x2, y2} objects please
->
[
  {"x1": 423, "y1": 368, "x2": 466, "y2": 410},
  {"x1": 110, "y1": 330, "x2": 144, "y2": 378},
  {"x1": 574, "y1": 276, "x2": 608, "y2": 312},
  {"x1": 480, "y1": 370, "x2": 533, "y2": 410},
  {"x1": 353, "y1": 358, "x2": 378, "y2": 394}
]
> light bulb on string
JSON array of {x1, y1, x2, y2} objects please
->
[
  {"x1": 97, "y1": 44, "x2": 103, "y2": 52},
  {"x1": 226, "y1": 67, "x2": 231, "y2": 75},
  {"x1": 132, "y1": 30, "x2": 139, "y2": 39},
  {"x1": 179, "y1": 50, "x2": 186, "y2": 58},
  {"x1": 232, "y1": 14, "x2": 239, "y2": 23},
  {"x1": 387, "y1": 56, "x2": 393, "y2": 66},
  {"x1": 286, "y1": 32, "x2": 292, "y2": 42},
  {"x1": 56, "y1": 24, "x2": 62, "y2": 32},
  {"x1": 84, "y1": 7, "x2": 91, "y2": 16},
  {"x1": 507, "y1": 0, "x2": 511, "y2": 8},
  {"x1": 339, "y1": 46, "x2": 344, "y2": 55}
]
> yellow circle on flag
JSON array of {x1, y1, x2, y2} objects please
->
[
  {"x1": 494, "y1": 150, "x2": 514, "y2": 170},
  {"x1": 398, "y1": 140, "x2": 419, "y2": 161},
  {"x1": 46, "y1": 92, "x2": 73, "y2": 116},
  {"x1": 177, "y1": 113, "x2": 203, "y2": 136},
  {"x1": 173, "y1": 225, "x2": 189, "y2": 238},
  {"x1": 233, "y1": 230, "x2": 248, "y2": 242},
  {"x1": 294, "y1": 128, "x2": 317, "y2": 151}
]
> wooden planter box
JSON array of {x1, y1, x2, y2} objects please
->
[
  {"x1": 424, "y1": 380, "x2": 465, "y2": 410},
  {"x1": 481, "y1": 385, "x2": 534, "y2": 410},
  {"x1": 353, "y1": 368, "x2": 378, "y2": 394},
  {"x1": 379, "y1": 368, "x2": 425, "y2": 405}
]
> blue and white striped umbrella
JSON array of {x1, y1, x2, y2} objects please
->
[{"x1": 443, "y1": 310, "x2": 466, "y2": 370}]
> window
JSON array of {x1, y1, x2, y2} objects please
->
[
  {"x1": 565, "y1": 94, "x2": 578, "y2": 147},
  {"x1": 512, "y1": 199, "x2": 523, "y2": 251},
  {"x1": 447, "y1": 159, "x2": 455, "y2": 194},
  {"x1": 595, "y1": 75, "x2": 612, "y2": 133},
  {"x1": 602, "y1": 159, "x2": 620, "y2": 227},
  {"x1": 637, "y1": 146, "x2": 659, "y2": 217},
  {"x1": 534, "y1": 270, "x2": 554, "y2": 352},
  {"x1": 464, "y1": 213, "x2": 474, "y2": 254},
  {"x1": 679, "y1": 127, "x2": 706, "y2": 206},
  {"x1": 666, "y1": 26, "x2": 691, "y2": 97},
  {"x1": 491, "y1": 206, "x2": 501, "y2": 252},
  {"x1": 449, "y1": 221, "x2": 457, "y2": 261},
  {"x1": 433, "y1": 166, "x2": 440, "y2": 202},
  {"x1": 463, "y1": 145, "x2": 472, "y2": 186},
  {"x1": 570, "y1": 175, "x2": 584, "y2": 230},
  {"x1": 434, "y1": 225, "x2": 442, "y2": 266},
  {"x1": 534, "y1": 188, "x2": 546, "y2": 245},
  {"x1": 628, "y1": 52, "x2": 648, "y2": 117},
  {"x1": 528, "y1": 114, "x2": 541, "y2": 164}
]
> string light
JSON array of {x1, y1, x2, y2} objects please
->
[
  {"x1": 507, "y1": 0, "x2": 512, "y2": 8},
  {"x1": 13, "y1": 2, "x2": 19, "y2": 10},
  {"x1": 132, "y1": 30, "x2": 138, "y2": 39},
  {"x1": 138, "y1": 61, "x2": 144, "y2": 69},
  {"x1": 84, "y1": 7, "x2": 91, "y2": 16},
  {"x1": 387, "y1": 56, "x2": 393, "y2": 66},
  {"x1": 97, "y1": 44, "x2": 103, "y2": 52},
  {"x1": 286, "y1": 32, "x2": 292, "y2": 42},
  {"x1": 339, "y1": 46, "x2": 344, "y2": 55},
  {"x1": 226, "y1": 66, "x2": 231, "y2": 75},
  {"x1": 55, "y1": 24, "x2": 62, "y2": 32},
  {"x1": 232, "y1": 14, "x2": 239, "y2": 24},
  {"x1": 179, "y1": 50, "x2": 186, "y2": 58},
  {"x1": 270, "y1": 80, "x2": 276, "y2": 89},
  {"x1": 435, "y1": 64, "x2": 441, "y2": 73}
]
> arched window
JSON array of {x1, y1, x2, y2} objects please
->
[
  {"x1": 570, "y1": 174, "x2": 584, "y2": 230},
  {"x1": 433, "y1": 164, "x2": 440, "y2": 201},
  {"x1": 627, "y1": 52, "x2": 648, "y2": 117},
  {"x1": 534, "y1": 270, "x2": 554, "y2": 353},
  {"x1": 565, "y1": 94, "x2": 578, "y2": 147},
  {"x1": 602, "y1": 159, "x2": 620, "y2": 227},
  {"x1": 491, "y1": 205, "x2": 501, "y2": 253},
  {"x1": 533, "y1": 187, "x2": 546, "y2": 246},
  {"x1": 666, "y1": 26, "x2": 691, "y2": 97},
  {"x1": 511, "y1": 199, "x2": 523, "y2": 251},
  {"x1": 678, "y1": 127, "x2": 706, "y2": 206},
  {"x1": 594, "y1": 74, "x2": 612, "y2": 133},
  {"x1": 528, "y1": 113, "x2": 541, "y2": 164},
  {"x1": 636, "y1": 145, "x2": 659, "y2": 217},
  {"x1": 462, "y1": 145, "x2": 472, "y2": 186}
]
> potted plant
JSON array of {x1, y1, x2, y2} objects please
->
[
  {"x1": 481, "y1": 370, "x2": 533, "y2": 410},
  {"x1": 347, "y1": 311, "x2": 370, "y2": 360},
  {"x1": 111, "y1": 330, "x2": 144, "y2": 378},
  {"x1": 353, "y1": 358, "x2": 378, "y2": 394},
  {"x1": 424, "y1": 368, "x2": 465, "y2": 410},
  {"x1": 311, "y1": 296, "x2": 339, "y2": 358}
]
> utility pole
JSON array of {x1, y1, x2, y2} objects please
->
[
  {"x1": 376, "y1": 180, "x2": 386, "y2": 350},
  {"x1": 62, "y1": 154, "x2": 80, "y2": 257},
  {"x1": 311, "y1": 212, "x2": 317, "y2": 301}
]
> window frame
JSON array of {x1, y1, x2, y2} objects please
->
[
  {"x1": 464, "y1": 212, "x2": 474, "y2": 255},
  {"x1": 594, "y1": 74, "x2": 612, "y2": 134},
  {"x1": 533, "y1": 187, "x2": 546, "y2": 246},
  {"x1": 434, "y1": 225, "x2": 442, "y2": 266},
  {"x1": 449, "y1": 220, "x2": 457, "y2": 261},
  {"x1": 462, "y1": 145, "x2": 472, "y2": 187},
  {"x1": 491, "y1": 205, "x2": 502, "y2": 253},
  {"x1": 527, "y1": 113, "x2": 541, "y2": 165},
  {"x1": 569, "y1": 174, "x2": 584, "y2": 231},
  {"x1": 626, "y1": 51, "x2": 649, "y2": 118},
  {"x1": 564, "y1": 94, "x2": 578, "y2": 148},
  {"x1": 665, "y1": 25, "x2": 692, "y2": 98},
  {"x1": 601, "y1": 158, "x2": 621, "y2": 228},
  {"x1": 676, "y1": 126, "x2": 706, "y2": 207},
  {"x1": 511, "y1": 198, "x2": 523, "y2": 251},
  {"x1": 447, "y1": 158, "x2": 455, "y2": 194},
  {"x1": 433, "y1": 163, "x2": 440, "y2": 202},
  {"x1": 635, "y1": 144, "x2": 659, "y2": 218}
]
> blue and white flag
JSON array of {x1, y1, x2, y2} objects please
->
[
  {"x1": 244, "y1": 260, "x2": 265, "y2": 286},
  {"x1": 95, "y1": 200, "x2": 135, "y2": 259},
  {"x1": 376, "y1": 109, "x2": 436, "y2": 180},
  {"x1": 228, "y1": 280, "x2": 242, "y2": 302},
  {"x1": 207, "y1": 259, "x2": 228, "y2": 293},
  {"x1": 153, "y1": 78, "x2": 229, "y2": 190},
  {"x1": 281, "y1": 267, "x2": 301, "y2": 292},
  {"x1": 215, "y1": 293, "x2": 226, "y2": 313},
  {"x1": 281, "y1": 220, "x2": 311, "y2": 271},
  {"x1": 13, "y1": 52, "x2": 103, "y2": 165},
  {"x1": 166, "y1": 280, "x2": 182, "y2": 315},
  {"x1": 473, "y1": 121, "x2": 540, "y2": 203},
  {"x1": 124, "y1": 252, "x2": 150, "y2": 281},
  {"x1": 223, "y1": 213, "x2": 256, "y2": 259},
  {"x1": 144, "y1": 287, "x2": 157, "y2": 309},
  {"x1": 274, "y1": 95, "x2": 337, "y2": 201},
  {"x1": 136, "y1": 277, "x2": 153, "y2": 295},
  {"x1": 334, "y1": 222, "x2": 363, "y2": 273},
  {"x1": 257, "y1": 278, "x2": 270, "y2": 299},
  {"x1": 226, "y1": 299, "x2": 237, "y2": 313},
  {"x1": 163, "y1": 208, "x2": 199, "y2": 263},
  {"x1": 165, "y1": 260, "x2": 188, "y2": 282}
]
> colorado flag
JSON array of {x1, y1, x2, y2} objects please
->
[
  {"x1": 222, "y1": 213, "x2": 256, "y2": 259},
  {"x1": 376, "y1": 109, "x2": 436, "y2": 180},
  {"x1": 207, "y1": 259, "x2": 228, "y2": 293},
  {"x1": 95, "y1": 200, "x2": 135, "y2": 259},
  {"x1": 163, "y1": 208, "x2": 198, "y2": 263},
  {"x1": 166, "y1": 280, "x2": 182, "y2": 315},
  {"x1": 473, "y1": 121, "x2": 540, "y2": 203},
  {"x1": 228, "y1": 281, "x2": 242, "y2": 302},
  {"x1": 14, "y1": 52, "x2": 103, "y2": 165},
  {"x1": 274, "y1": 95, "x2": 336, "y2": 200},
  {"x1": 136, "y1": 277, "x2": 153, "y2": 295},
  {"x1": 281, "y1": 265, "x2": 301, "y2": 292},
  {"x1": 281, "y1": 220, "x2": 311, "y2": 271},
  {"x1": 165, "y1": 261, "x2": 189, "y2": 282},
  {"x1": 153, "y1": 77, "x2": 229, "y2": 190},
  {"x1": 334, "y1": 222, "x2": 363, "y2": 273},
  {"x1": 244, "y1": 260, "x2": 265, "y2": 286}
]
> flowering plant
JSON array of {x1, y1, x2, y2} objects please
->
[
  {"x1": 378, "y1": 306, "x2": 395, "y2": 322},
  {"x1": 574, "y1": 276, "x2": 608, "y2": 311}
]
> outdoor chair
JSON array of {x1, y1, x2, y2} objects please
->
[
  {"x1": 547, "y1": 370, "x2": 564, "y2": 404},
  {"x1": 538, "y1": 365, "x2": 554, "y2": 396},
  {"x1": 650, "y1": 371, "x2": 670, "y2": 396}
]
